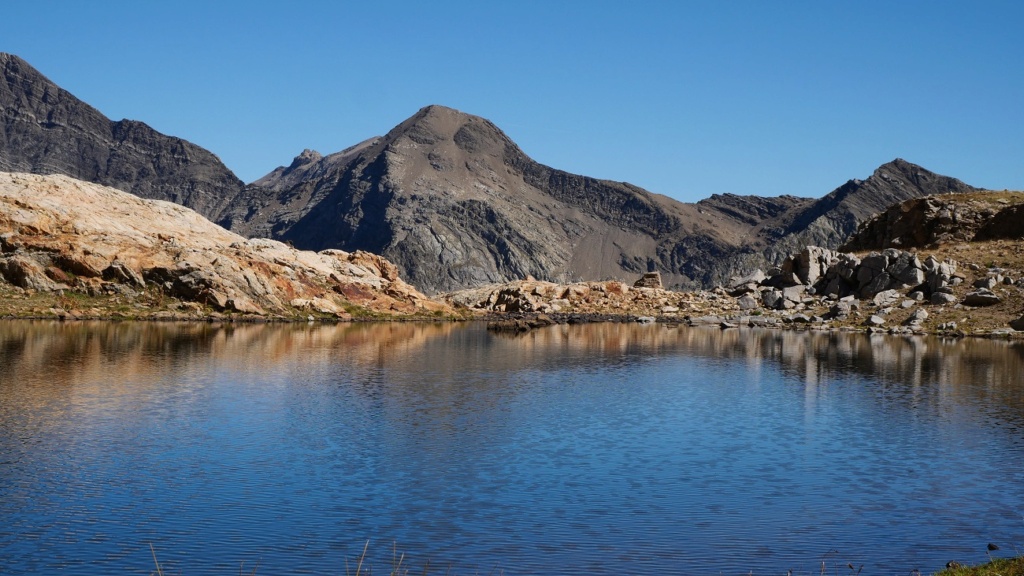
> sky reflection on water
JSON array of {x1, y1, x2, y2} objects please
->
[{"x1": 1, "y1": 321, "x2": 1022, "y2": 575}]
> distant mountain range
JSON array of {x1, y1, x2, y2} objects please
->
[{"x1": 0, "y1": 53, "x2": 979, "y2": 293}]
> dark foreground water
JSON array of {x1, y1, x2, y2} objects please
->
[{"x1": 1, "y1": 321, "x2": 1022, "y2": 575}]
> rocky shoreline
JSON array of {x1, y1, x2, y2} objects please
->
[
  {"x1": 2, "y1": 173, "x2": 1022, "y2": 338},
  {"x1": 458, "y1": 240, "x2": 1024, "y2": 339}
]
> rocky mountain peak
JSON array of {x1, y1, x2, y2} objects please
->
[
  {"x1": 380, "y1": 104, "x2": 519, "y2": 162},
  {"x1": 766, "y1": 158, "x2": 979, "y2": 254},
  {"x1": 869, "y1": 158, "x2": 976, "y2": 195},
  {"x1": 293, "y1": 148, "x2": 323, "y2": 166}
]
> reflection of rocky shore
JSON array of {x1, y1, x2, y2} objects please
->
[
  {"x1": 2, "y1": 321, "x2": 1020, "y2": 420},
  {"x1": 487, "y1": 323, "x2": 1024, "y2": 416},
  {"x1": 0, "y1": 321, "x2": 460, "y2": 388}
]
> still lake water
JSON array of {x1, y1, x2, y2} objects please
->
[{"x1": 1, "y1": 321, "x2": 1022, "y2": 575}]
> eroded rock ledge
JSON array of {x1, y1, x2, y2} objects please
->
[{"x1": 0, "y1": 172, "x2": 452, "y2": 320}]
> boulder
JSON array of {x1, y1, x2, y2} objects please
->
[
  {"x1": 889, "y1": 250, "x2": 926, "y2": 287},
  {"x1": 794, "y1": 246, "x2": 839, "y2": 285},
  {"x1": 1010, "y1": 316, "x2": 1024, "y2": 331},
  {"x1": 688, "y1": 315, "x2": 724, "y2": 326},
  {"x1": 494, "y1": 287, "x2": 536, "y2": 312},
  {"x1": 872, "y1": 289, "x2": 902, "y2": 308},
  {"x1": 855, "y1": 248, "x2": 925, "y2": 298},
  {"x1": 762, "y1": 289, "x2": 784, "y2": 310},
  {"x1": 102, "y1": 261, "x2": 145, "y2": 287},
  {"x1": 828, "y1": 301, "x2": 852, "y2": 319},
  {"x1": 737, "y1": 293, "x2": 759, "y2": 310},
  {"x1": 904, "y1": 308, "x2": 929, "y2": 326},
  {"x1": 634, "y1": 272, "x2": 663, "y2": 289},
  {"x1": 924, "y1": 256, "x2": 958, "y2": 294},
  {"x1": 782, "y1": 284, "x2": 807, "y2": 300},
  {"x1": 726, "y1": 269, "x2": 766, "y2": 296},
  {"x1": 963, "y1": 289, "x2": 1001, "y2": 307},
  {"x1": 974, "y1": 276, "x2": 997, "y2": 289},
  {"x1": 856, "y1": 252, "x2": 890, "y2": 295},
  {"x1": 0, "y1": 255, "x2": 68, "y2": 291},
  {"x1": 226, "y1": 296, "x2": 265, "y2": 315}
]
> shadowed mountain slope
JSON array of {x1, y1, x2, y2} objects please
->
[
  {"x1": 229, "y1": 105, "x2": 977, "y2": 293},
  {"x1": 0, "y1": 53, "x2": 245, "y2": 223}
]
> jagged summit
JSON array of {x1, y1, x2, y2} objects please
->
[
  {"x1": 769, "y1": 158, "x2": 979, "y2": 255},
  {"x1": 294, "y1": 148, "x2": 323, "y2": 165}
]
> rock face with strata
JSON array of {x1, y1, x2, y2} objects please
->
[
  {"x1": 843, "y1": 191, "x2": 1024, "y2": 250},
  {"x1": 0, "y1": 172, "x2": 446, "y2": 318},
  {"x1": 0, "y1": 53, "x2": 246, "y2": 224}
]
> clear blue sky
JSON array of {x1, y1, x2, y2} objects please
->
[{"x1": 5, "y1": 1, "x2": 1022, "y2": 202}]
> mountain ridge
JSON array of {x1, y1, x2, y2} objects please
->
[
  {"x1": 0, "y1": 52, "x2": 245, "y2": 223},
  {"x1": 231, "y1": 104, "x2": 977, "y2": 293},
  {"x1": 0, "y1": 54, "x2": 983, "y2": 294}
]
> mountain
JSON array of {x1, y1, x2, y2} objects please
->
[
  {"x1": 0, "y1": 53, "x2": 244, "y2": 223},
  {"x1": 229, "y1": 105, "x2": 977, "y2": 293},
  {"x1": 766, "y1": 158, "x2": 978, "y2": 252},
  {"x1": 1, "y1": 54, "x2": 981, "y2": 294}
]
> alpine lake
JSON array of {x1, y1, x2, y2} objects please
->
[{"x1": 1, "y1": 320, "x2": 1022, "y2": 575}]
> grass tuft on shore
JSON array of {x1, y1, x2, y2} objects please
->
[{"x1": 935, "y1": 555, "x2": 1024, "y2": 576}]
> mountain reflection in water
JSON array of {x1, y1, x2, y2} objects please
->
[{"x1": 0, "y1": 321, "x2": 1022, "y2": 576}]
